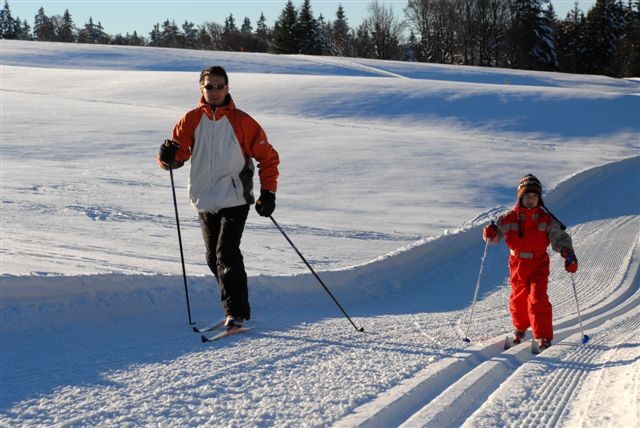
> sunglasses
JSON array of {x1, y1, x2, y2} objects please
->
[{"x1": 203, "y1": 83, "x2": 227, "y2": 91}]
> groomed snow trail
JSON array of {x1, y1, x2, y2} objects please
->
[
  {"x1": 2, "y1": 158, "x2": 638, "y2": 428},
  {"x1": 336, "y1": 157, "x2": 640, "y2": 427}
]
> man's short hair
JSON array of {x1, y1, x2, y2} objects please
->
[{"x1": 200, "y1": 66, "x2": 228, "y2": 85}]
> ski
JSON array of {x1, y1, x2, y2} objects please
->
[
  {"x1": 503, "y1": 335, "x2": 524, "y2": 350},
  {"x1": 192, "y1": 319, "x2": 226, "y2": 333},
  {"x1": 504, "y1": 335, "x2": 514, "y2": 350},
  {"x1": 201, "y1": 326, "x2": 254, "y2": 343},
  {"x1": 531, "y1": 338, "x2": 540, "y2": 354}
]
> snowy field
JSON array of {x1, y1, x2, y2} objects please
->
[{"x1": 1, "y1": 40, "x2": 639, "y2": 426}]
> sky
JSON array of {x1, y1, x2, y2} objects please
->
[{"x1": 7, "y1": 0, "x2": 597, "y2": 37}]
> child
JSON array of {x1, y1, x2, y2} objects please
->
[{"x1": 483, "y1": 174, "x2": 578, "y2": 351}]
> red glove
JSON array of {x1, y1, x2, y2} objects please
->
[
  {"x1": 483, "y1": 222, "x2": 498, "y2": 240},
  {"x1": 561, "y1": 248, "x2": 578, "y2": 273}
]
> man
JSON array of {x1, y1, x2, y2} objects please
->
[
  {"x1": 158, "y1": 65, "x2": 280, "y2": 329},
  {"x1": 483, "y1": 174, "x2": 577, "y2": 352}
]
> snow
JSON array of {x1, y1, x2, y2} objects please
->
[{"x1": 1, "y1": 39, "x2": 639, "y2": 426}]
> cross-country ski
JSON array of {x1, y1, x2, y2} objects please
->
[
  {"x1": 201, "y1": 327, "x2": 255, "y2": 343},
  {"x1": 192, "y1": 319, "x2": 226, "y2": 333}
]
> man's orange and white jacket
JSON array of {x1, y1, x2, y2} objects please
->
[{"x1": 171, "y1": 95, "x2": 279, "y2": 214}]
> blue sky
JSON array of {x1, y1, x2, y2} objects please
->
[{"x1": 8, "y1": 0, "x2": 596, "y2": 37}]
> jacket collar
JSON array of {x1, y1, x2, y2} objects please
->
[
  {"x1": 199, "y1": 94, "x2": 235, "y2": 119},
  {"x1": 515, "y1": 203, "x2": 542, "y2": 216}
]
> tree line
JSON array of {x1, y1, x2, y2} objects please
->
[{"x1": 1, "y1": 0, "x2": 638, "y2": 77}]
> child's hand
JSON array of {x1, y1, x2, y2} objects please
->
[
  {"x1": 561, "y1": 248, "x2": 578, "y2": 273},
  {"x1": 483, "y1": 223, "x2": 498, "y2": 241}
]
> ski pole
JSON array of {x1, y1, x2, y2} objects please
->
[
  {"x1": 462, "y1": 226, "x2": 492, "y2": 343},
  {"x1": 269, "y1": 215, "x2": 365, "y2": 333},
  {"x1": 570, "y1": 273, "x2": 590, "y2": 344},
  {"x1": 169, "y1": 165, "x2": 195, "y2": 325}
]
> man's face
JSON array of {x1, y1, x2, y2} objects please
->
[
  {"x1": 521, "y1": 192, "x2": 540, "y2": 208},
  {"x1": 201, "y1": 75, "x2": 228, "y2": 106}
]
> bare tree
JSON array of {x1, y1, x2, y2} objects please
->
[
  {"x1": 406, "y1": 0, "x2": 509, "y2": 65},
  {"x1": 406, "y1": 0, "x2": 463, "y2": 63},
  {"x1": 473, "y1": 0, "x2": 510, "y2": 66},
  {"x1": 366, "y1": 0, "x2": 405, "y2": 59}
]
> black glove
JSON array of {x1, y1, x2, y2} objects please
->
[
  {"x1": 255, "y1": 190, "x2": 276, "y2": 217},
  {"x1": 157, "y1": 139, "x2": 184, "y2": 170}
]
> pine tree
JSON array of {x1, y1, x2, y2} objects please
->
[
  {"x1": 296, "y1": 0, "x2": 323, "y2": 54},
  {"x1": 196, "y1": 25, "x2": 213, "y2": 49},
  {"x1": 508, "y1": 0, "x2": 558, "y2": 70},
  {"x1": 351, "y1": 21, "x2": 374, "y2": 58},
  {"x1": 331, "y1": 4, "x2": 350, "y2": 56},
  {"x1": 224, "y1": 13, "x2": 237, "y2": 32},
  {"x1": 17, "y1": 18, "x2": 30, "y2": 40},
  {"x1": 617, "y1": 0, "x2": 640, "y2": 76},
  {"x1": 241, "y1": 17, "x2": 252, "y2": 34},
  {"x1": 317, "y1": 13, "x2": 332, "y2": 55},
  {"x1": 159, "y1": 19, "x2": 179, "y2": 47},
  {"x1": 1, "y1": 0, "x2": 18, "y2": 39},
  {"x1": 182, "y1": 20, "x2": 198, "y2": 48},
  {"x1": 129, "y1": 30, "x2": 145, "y2": 46},
  {"x1": 78, "y1": 16, "x2": 95, "y2": 43},
  {"x1": 254, "y1": 12, "x2": 270, "y2": 52},
  {"x1": 149, "y1": 23, "x2": 161, "y2": 46},
  {"x1": 96, "y1": 21, "x2": 110, "y2": 43},
  {"x1": 33, "y1": 7, "x2": 55, "y2": 41},
  {"x1": 584, "y1": 0, "x2": 626, "y2": 75},
  {"x1": 111, "y1": 33, "x2": 127, "y2": 45},
  {"x1": 271, "y1": 0, "x2": 298, "y2": 53},
  {"x1": 57, "y1": 9, "x2": 75, "y2": 42},
  {"x1": 556, "y1": 3, "x2": 588, "y2": 73},
  {"x1": 406, "y1": 30, "x2": 418, "y2": 61},
  {"x1": 256, "y1": 12, "x2": 269, "y2": 40}
]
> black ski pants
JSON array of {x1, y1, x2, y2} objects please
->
[{"x1": 199, "y1": 204, "x2": 250, "y2": 320}]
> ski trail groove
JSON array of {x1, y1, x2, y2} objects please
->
[{"x1": 336, "y1": 218, "x2": 639, "y2": 427}]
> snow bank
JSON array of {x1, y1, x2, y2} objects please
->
[{"x1": 3, "y1": 156, "x2": 637, "y2": 332}]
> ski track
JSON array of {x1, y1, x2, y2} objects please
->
[
  {"x1": 0, "y1": 319, "x2": 459, "y2": 427},
  {"x1": 465, "y1": 298, "x2": 640, "y2": 428},
  {"x1": 335, "y1": 211, "x2": 639, "y2": 426},
  {"x1": 2, "y1": 160, "x2": 638, "y2": 427},
  {"x1": 562, "y1": 313, "x2": 640, "y2": 427}
]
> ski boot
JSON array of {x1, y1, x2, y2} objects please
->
[
  {"x1": 504, "y1": 329, "x2": 526, "y2": 350},
  {"x1": 224, "y1": 315, "x2": 244, "y2": 329},
  {"x1": 532, "y1": 338, "x2": 552, "y2": 354}
]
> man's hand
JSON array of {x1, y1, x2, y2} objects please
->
[
  {"x1": 157, "y1": 139, "x2": 184, "y2": 170},
  {"x1": 255, "y1": 190, "x2": 276, "y2": 217}
]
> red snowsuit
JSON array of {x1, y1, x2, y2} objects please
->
[{"x1": 491, "y1": 204, "x2": 573, "y2": 340}]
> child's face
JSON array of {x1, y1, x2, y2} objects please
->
[{"x1": 521, "y1": 192, "x2": 539, "y2": 208}]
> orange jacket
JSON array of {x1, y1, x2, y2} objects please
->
[
  {"x1": 494, "y1": 204, "x2": 573, "y2": 257},
  {"x1": 171, "y1": 95, "x2": 279, "y2": 213}
]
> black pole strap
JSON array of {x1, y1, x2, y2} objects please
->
[{"x1": 541, "y1": 203, "x2": 567, "y2": 230}]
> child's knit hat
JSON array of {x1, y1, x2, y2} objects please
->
[{"x1": 517, "y1": 174, "x2": 542, "y2": 200}]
